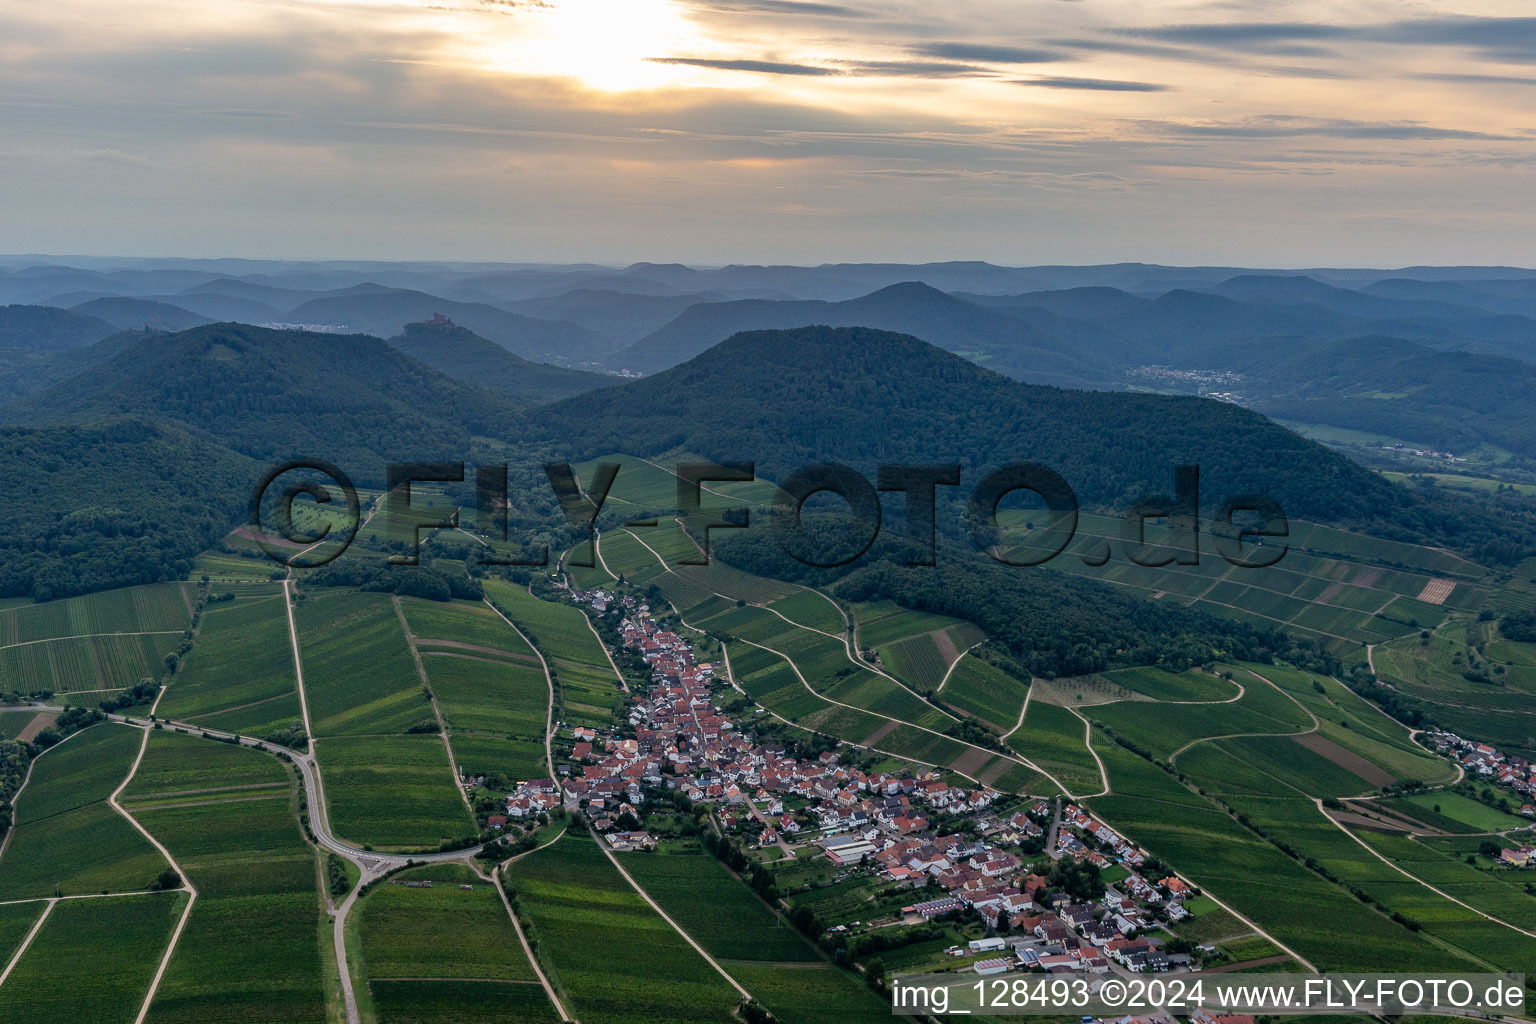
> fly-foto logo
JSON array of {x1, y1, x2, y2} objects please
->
[{"x1": 247, "y1": 459, "x2": 1288, "y2": 571}]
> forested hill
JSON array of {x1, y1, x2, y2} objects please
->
[
  {"x1": 0, "y1": 417, "x2": 257, "y2": 601},
  {"x1": 534, "y1": 325, "x2": 1534, "y2": 561},
  {"x1": 387, "y1": 320, "x2": 610, "y2": 404},
  {"x1": 2, "y1": 322, "x2": 526, "y2": 477}
]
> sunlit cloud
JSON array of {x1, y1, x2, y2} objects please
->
[{"x1": 0, "y1": 0, "x2": 1534, "y2": 264}]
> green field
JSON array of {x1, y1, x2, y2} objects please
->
[
  {"x1": 123, "y1": 728, "x2": 290, "y2": 800},
  {"x1": 368, "y1": 979, "x2": 557, "y2": 1024},
  {"x1": 504, "y1": 832, "x2": 740, "y2": 1024},
  {"x1": 400, "y1": 598, "x2": 536, "y2": 658},
  {"x1": 358, "y1": 863, "x2": 538, "y2": 983},
  {"x1": 0, "y1": 632, "x2": 183, "y2": 696},
  {"x1": 316, "y1": 734, "x2": 475, "y2": 850},
  {"x1": 157, "y1": 587, "x2": 302, "y2": 739},
  {"x1": 619, "y1": 842, "x2": 819, "y2": 962},
  {"x1": 126, "y1": 731, "x2": 325, "y2": 1024},
  {"x1": 1374, "y1": 621, "x2": 1536, "y2": 755},
  {"x1": 1083, "y1": 668, "x2": 1312, "y2": 763},
  {"x1": 1008, "y1": 699, "x2": 1103, "y2": 796},
  {"x1": 482, "y1": 580, "x2": 623, "y2": 729},
  {"x1": 446, "y1": 733, "x2": 548, "y2": 787},
  {"x1": 425, "y1": 655, "x2": 549, "y2": 739},
  {"x1": 0, "y1": 723, "x2": 169, "y2": 899},
  {"x1": 0, "y1": 892, "x2": 185, "y2": 1024},
  {"x1": 0, "y1": 583, "x2": 192, "y2": 646},
  {"x1": 1381, "y1": 791, "x2": 1531, "y2": 833},
  {"x1": 942, "y1": 654, "x2": 1029, "y2": 730},
  {"x1": 723, "y1": 962, "x2": 890, "y2": 1024},
  {"x1": 999, "y1": 509, "x2": 1489, "y2": 654},
  {"x1": 0, "y1": 901, "x2": 47, "y2": 970},
  {"x1": 295, "y1": 591, "x2": 429, "y2": 736},
  {"x1": 766, "y1": 591, "x2": 846, "y2": 635},
  {"x1": 1086, "y1": 736, "x2": 1462, "y2": 973}
]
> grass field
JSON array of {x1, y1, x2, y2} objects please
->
[
  {"x1": 0, "y1": 892, "x2": 184, "y2": 1024},
  {"x1": 504, "y1": 832, "x2": 740, "y2": 1024},
  {"x1": 316, "y1": 734, "x2": 475, "y2": 850},
  {"x1": 157, "y1": 587, "x2": 301, "y2": 739},
  {"x1": 125, "y1": 731, "x2": 325, "y2": 1024},
  {"x1": 0, "y1": 723, "x2": 169, "y2": 899}
]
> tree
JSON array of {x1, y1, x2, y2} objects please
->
[{"x1": 153, "y1": 868, "x2": 182, "y2": 891}]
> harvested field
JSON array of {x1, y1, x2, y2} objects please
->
[
  {"x1": 949, "y1": 746, "x2": 993, "y2": 776},
  {"x1": 15, "y1": 712, "x2": 56, "y2": 743},
  {"x1": 1292, "y1": 732, "x2": 1396, "y2": 788},
  {"x1": 1417, "y1": 578, "x2": 1456, "y2": 605}
]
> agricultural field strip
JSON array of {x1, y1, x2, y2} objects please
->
[
  {"x1": 0, "y1": 629, "x2": 184, "y2": 651},
  {"x1": 479, "y1": 598, "x2": 559, "y2": 783},
  {"x1": 615, "y1": 525, "x2": 959, "y2": 721},
  {"x1": 491, "y1": 825, "x2": 573, "y2": 1022},
  {"x1": 106, "y1": 725, "x2": 196, "y2": 1024},
  {"x1": 391, "y1": 595, "x2": 473, "y2": 817},
  {"x1": 716, "y1": 634, "x2": 1057, "y2": 798},
  {"x1": 585, "y1": 826, "x2": 753, "y2": 1002},
  {"x1": 1164, "y1": 674, "x2": 1311, "y2": 761},
  {"x1": 934, "y1": 642, "x2": 986, "y2": 693},
  {"x1": 1318, "y1": 802, "x2": 1536, "y2": 940},
  {"x1": 281, "y1": 579, "x2": 316, "y2": 742},
  {"x1": 1065, "y1": 705, "x2": 1110, "y2": 798},
  {"x1": 0, "y1": 899, "x2": 54, "y2": 988},
  {"x1": 724, "y1": 627, "x2": 1058, "y2": 786}
]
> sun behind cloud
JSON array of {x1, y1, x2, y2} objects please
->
[{"x1": 479, "y1": 0, "x2": 706, "y2": 92}]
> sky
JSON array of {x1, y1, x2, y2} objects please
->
[{"x1": 3, "y1": 0, "x2": 1535, "y2": 266}]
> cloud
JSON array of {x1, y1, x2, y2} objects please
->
[
  {"x1": 1417, "y1": 72, "x2": 1536, "y2": 87},
  {"x1": 1131, "y1": 115, "x2": 1528, "y2": 142},
  {"x1": 1015, "y1": 76, "x2": 1169, "y2": 92},
  {"x1": 912, "y1": 42, "x2": 1067, "y2": 64},
  {"x1": 682, "y1": 0, "x2": 868, "y2": 17},
  {"x1": 1120, "y1": 15, "x2": 1536, "y2": 64},
  {"x1": 839, "y1": 60, "x2": 995, "y2": 78},
  {"x1": 646, "y1": 56, "x2": 838, "y2": 75}
]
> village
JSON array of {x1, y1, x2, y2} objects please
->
[{"x1": 490, "y1": 586, "x2": 1239, "y2": 985}]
